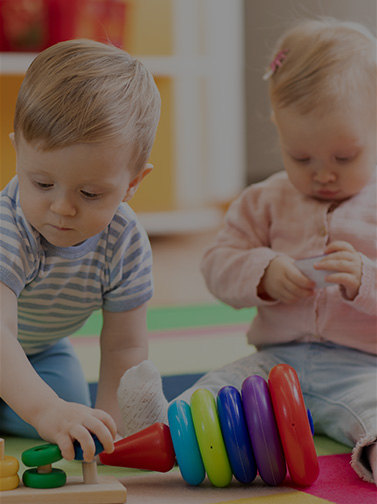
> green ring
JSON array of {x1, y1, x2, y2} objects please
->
[
  {"x1": 190, "y1": 389, "x2": 233, "y2": 487},
  {"x1": 23, "y1": 468, "x2": 67, "y2": 489},
  {"x1": 22, "y1": 444, "x2": 62, "y2": 467}
]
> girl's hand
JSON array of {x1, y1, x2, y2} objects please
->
[
  {"x1": 314, "y1": 241, "x2": 362, "y2": 300},
  {"x1": 258, "y1": 255, "x2": 315, "y2": 303},
  {"x1": 35, "y1": 399, "x2": 117, "y2": 461}
]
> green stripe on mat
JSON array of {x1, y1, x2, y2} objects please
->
[{"x1": 72, "y1": 303, "x2": 257, "y2": 337}]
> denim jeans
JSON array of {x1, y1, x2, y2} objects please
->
[
  {"x1": 0, "y1": 338, "x2": 91, "y2": 438},
  {"x1": 176, "y1": 341, "x2": 377, "y2": 481}
]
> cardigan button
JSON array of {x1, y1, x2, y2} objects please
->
[{"x1": 319, "y1": 226, "x2": 327, "y2": 237}]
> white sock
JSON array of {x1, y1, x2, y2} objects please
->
[{"x1": 117, "y1": 360, "x2": 169, "y2": 437}]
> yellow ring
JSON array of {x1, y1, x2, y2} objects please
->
[
  {"x1": 0, "y1": 474, "x2": 19, "y2": 491},
  {"x1": 0, "y1": 456, "x2": 19, "y2": 478}
]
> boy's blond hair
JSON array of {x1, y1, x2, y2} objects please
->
[
  {"x1": 268, "y1": 18, "x2": 376, "y2": 114},
  {"x1": 14, "y1": 39, "x2": 161, "y2": 172}
]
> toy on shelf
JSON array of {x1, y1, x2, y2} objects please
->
[
  {"x1": 0, "y1": 437, "x2": 126, "y2": 503},
  {"x1": 100, "y1": 363, "x2": 320, "y2": 488},
  {"x1": 0, "y1": 438, "x2": 20, "y2": 491}
]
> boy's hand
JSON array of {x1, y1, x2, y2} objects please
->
[
  {"x1": 258, "y1": 255, "x2": 315, "y2": 303},
  {"x1": 35, "y1": 399, "x2": 117, "y2": 461},
  {"x1": 313, "y1": 241, "x2": 362, "y2": 300}
]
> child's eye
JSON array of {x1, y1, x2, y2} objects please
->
[
  {"x1": 35, "y1": 181, "x2": 53, "y2": 189},
  {"x1": 335, "y1": 156, "x2": 352, "y2": 163},
  {"x1": 81, "y1": 190, "x2": 101, "y2": 199},
  {"x1": 292, "y1": 157, "x2": 311, "y2": 164}
]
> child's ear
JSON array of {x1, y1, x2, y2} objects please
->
[
  {"x1": 122, "y1": 163, "x2": 153, "y2": 202},
  {"x1": 9, "y1": 132, "x2": 16, "y2": 148}
]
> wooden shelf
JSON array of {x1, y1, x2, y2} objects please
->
[
  {"x1": 138, "y1": 207, "x2": 223, "y2": 235},
  {"x1": 0, "y1": 1, "x2": 246, "y2": 235},
  {"x1": 0, "y1": 53, "x2": 209, "y2": 77}
]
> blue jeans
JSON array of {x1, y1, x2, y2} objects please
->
[
  {"x1": 0, "y1": 338, "x2": 91, "y2": 438},
  {"x1": 176, "y1": 341, "x2": 377, "y2": 450}
]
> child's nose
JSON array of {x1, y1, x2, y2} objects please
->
[
  {"x1": 50, "y1": 194, "x2": 76, "y2": 216},
  {"x1": 313, "y1": 166, "x2": 336, "y2": 184}
]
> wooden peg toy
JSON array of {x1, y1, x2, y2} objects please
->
[
  {"x1": 0, "y1": 439, "x2": 127, "y2": 503},
  {"x1": 22, "y1": 443, "x2": 66, "y2": 489}
]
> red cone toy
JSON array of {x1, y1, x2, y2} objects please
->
[{"x1": 99, "y1": 423, "x2": 176, "y2": 472}]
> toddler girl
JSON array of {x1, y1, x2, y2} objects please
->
[{"x1": 118, "y1": 18, "x2": 377, "y2": 484}]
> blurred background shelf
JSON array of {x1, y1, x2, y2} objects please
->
[
  {"x1": 0, "y1": 53, "x2": 210, "y2": 76},
  {"x1": 2, "y1": 0, "x2": 375, "y2": 235},
  {"x1": 0, "y1": 0, "x2": 246, "y2": 235}
]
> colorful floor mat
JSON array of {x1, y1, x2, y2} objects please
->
[
  {"x1": 71, "y1": 303, "x2": 257, "y2": 383},
  {"x1": 117, "y1": 453, "x2": 376, "y2": 504},
  {"x1": 2, "y1": 303, "x2": 376, "y2": 502}
]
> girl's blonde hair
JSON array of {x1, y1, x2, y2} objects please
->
[
  {"x1": 14, "y1": 39, "x2": 161, "y2": 172},
  {"x1": 268, "y1": 18, "x2": 376, "y2": 114}
]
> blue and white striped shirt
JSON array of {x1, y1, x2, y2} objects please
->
[{"x1": 0, "y1": 177, "x2": 153, "y2": 354}]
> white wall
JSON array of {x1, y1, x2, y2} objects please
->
[{"x1": 244, "y1": 0, "x2": 376, "y2": 183}]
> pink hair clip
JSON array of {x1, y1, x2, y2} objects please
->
[{"x1": 263, "y1": 50, "x2": 288, "y2": 81}]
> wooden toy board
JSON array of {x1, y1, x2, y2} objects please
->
[{"x1": 0, "y1": 475, "x2": 127, "y2": 504}]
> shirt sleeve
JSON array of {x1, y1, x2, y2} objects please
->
[
  {"x1": 341, "y1": 253, "x2": 377, "y2": 316},
  {"x1": 201, "y1": 182, "x2": 281, "y2": 309},
  {"x1": 0, "y1": 182, "x2": 39, "y2": 296},
  {"x1": 102, "y1": 210, "x2": 153, "y2": 312}
]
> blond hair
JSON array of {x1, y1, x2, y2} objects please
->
[
  {"x1": 267, "y1": 19, "x2": 376, "y2": 114},
  {"x1": 14, "y1": 39, "x2": 161, "y2": 172}
]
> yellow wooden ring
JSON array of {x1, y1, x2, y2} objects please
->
[
  {"x1": 0, "y1": 456, "x2": 19, "y2": 478},
  {"x1": 0, "y1": 474, "x2": 19, "y2": 491}
]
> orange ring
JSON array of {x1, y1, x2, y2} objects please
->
[{"x1": 269, "y1": 364, "x2": 319, "y2": 486}]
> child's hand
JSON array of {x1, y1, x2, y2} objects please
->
[
  {"x1": 258, "y1": 255, "x2": 315, "y2": 303},
  {"x1": 313, "y1": 241, "x2": 362, "y2": 300},
  {"x1": 35, "y1": 399, "x2": 117, "y2": 461}
]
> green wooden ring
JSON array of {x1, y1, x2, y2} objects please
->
[
  {"x1": 23, "y1": 468, "x2": 67, "y2": 489},
  {"x1": 22, "y1": 444, "x2": 62, "y2": 467},
  {"x1": 190, "y1": 389, "x2": 233, "y2": 487}
]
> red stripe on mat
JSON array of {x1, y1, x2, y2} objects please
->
[{"x1": 287, "y1": 453, "x2": 376, "y2": 503}]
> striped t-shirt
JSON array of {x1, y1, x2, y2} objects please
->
[{"x1": 0, "y1": 177, "x2": 153, "y2": 355}]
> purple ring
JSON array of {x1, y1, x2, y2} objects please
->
[{"x1": 242, "y1": 375, "x2": 286, "y2": 486}]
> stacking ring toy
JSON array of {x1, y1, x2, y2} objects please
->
[
  {"x1": 269, "y1": 364, "x2": 319, "y2": 486},
  {"x1": 191, "y1": 389, "x2": 232, "y2": 487},
  {"x1": 22, "y1": 468, "x2": 66, "y2": 489},
  {"x1": 217, "y1": 386, "x2": 257, "y2": 484},
  {"x1": 22, "y1": 442, "x2": 67, "y2": 489},
  {"x1": 99, "y1": 364, "x2": 319, "y2": 488},
  {"x1": 22, "y1": 444, "x2": 62, "y2": 467},
  {"x1": 168, "y1": 400, "x2": 206, "y2": 486},
  {"x1": 242, "y1": 375, "x2": 286, "y2": 486}
]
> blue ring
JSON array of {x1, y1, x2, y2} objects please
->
[
  {"x1": 307, "y1": 409, "x2": 315, "y2": 436},
  {"x1": 74, "y1": 434, "x2": 104, "y2": 461},
  {"x1": 168, "y1": 400, "x2": 205, "y2": 486},
  {"x1": 217, "y1": 386, "x2": 257, "y2": 484}
]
